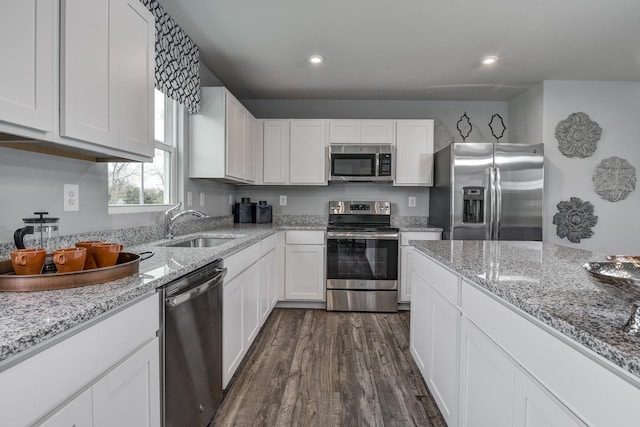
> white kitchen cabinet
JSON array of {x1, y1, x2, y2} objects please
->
[
  {"x1": 284, "y1": 231, "x2": 325, "y2": 301},
  {"x1": 263, "y1": 120, "x2": 290, "y2": 184},
  {"x1": 329, "y1": 120, "x2": 395, "y2": 145},
  {"x1": 223, "y1": 265, "x2": 245, "y2": 388},
  {"x1": 410, "y1": 251, "x2": 459, "y2": 427},
  {"x1": 399, "y1": 231, "x2": 441, "y2": 302},
  {"x1": 395, "y1": 120, "x2": 435, "y2": 186},
  {"x1": 60, "y1": 0, "x2": 154, "y2": 158},
  {"x1": 92, "y1": 337, "x2": 160, "y2": 427},
  {"x1": 459, "y1": 318, "x2": 516, "y2": 427},
  {"x1": 39, "y1": 388, "x2": 93, "y2": 427},
  {"x1": 0, "y1": 0, "x2": 54, "y2": 133},
  {"x1": 190, "y1": 87, "x2": 256, "y2": 183},
  {"x1": 289, "y1": 120, "x2": 327, "y2": 184},
  {"x1": 260, "y1": 248, "x2": 278, "y2": 323},
  {"x1": 0, "y1": 294, "x2": 159, "y2": 427},
  {"x1": 242, "y1": 262, "x2": 261, "y2": 350}
]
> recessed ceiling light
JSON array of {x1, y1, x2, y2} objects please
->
[
  {"x1": 309, "y1": 55, "x2": 324, "y2": 64},
  {"x1": 482, "y1": 56, "x2": 498, "y2": 65}
]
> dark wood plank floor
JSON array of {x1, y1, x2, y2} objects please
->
[{"x1": 213, "y1": 309, "x2": 446, "y2": 427}]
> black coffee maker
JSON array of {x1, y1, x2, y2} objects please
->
[{"x1": 234, "y1": 198, "x2": 256, "y2": 223}]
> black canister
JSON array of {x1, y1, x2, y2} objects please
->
[
  {"x1": 234, "y1": 197, "x2": 256, "y2": 223},
  {"x1": 256, "y1": 201, "x2": 272, "y2": 224}
]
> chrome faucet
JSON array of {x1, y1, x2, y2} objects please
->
[{"x1": 164, "y1": 202, "x2": 210, "y2": 239}]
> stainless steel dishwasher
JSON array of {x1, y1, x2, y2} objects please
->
[{"x1": 160, "y1": 259, "x2": 227, "y2": 427}]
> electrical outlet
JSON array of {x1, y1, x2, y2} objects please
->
[
  {"x1": 279, "y1": 195, "x2": 287, "y2": 206},
  {"x1": 186, "y1": 191, "x2": 193, "y2": 207},
  {"x1": 408, "y1": 196, "x2": 417, "y2": 208},
  {"x1": 200, "y1": 192, "x2": 205, "y2": 207},
  {"x1": 64, "y1": 184, "x2": 79, "y2": 212}
]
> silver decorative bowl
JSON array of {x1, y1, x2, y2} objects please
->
[{"x1": 583, "y1": 260, "x2": 640, "y2": 335}]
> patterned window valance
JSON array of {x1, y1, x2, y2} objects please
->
[{"x1": 140, "y1": 0, "x2": 201, "y2": 114}]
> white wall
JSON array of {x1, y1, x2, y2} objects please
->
[
  {"x1": 236, "y1": 184, "x2": 429, "y2": 217},
  {"x1": 508, "y1": 83, "x2": 543, "y2": 144},
  {"x1": 541, "y1": 81, "x2": 640, "y2": 253}
]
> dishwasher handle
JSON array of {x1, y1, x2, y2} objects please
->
[{"x1": 166, "y1": 267, "x2": 227, "y2": 307}]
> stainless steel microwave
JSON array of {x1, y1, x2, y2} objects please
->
[{"x1": 329, "y1": 144, "x2": 393, "y2": 182}]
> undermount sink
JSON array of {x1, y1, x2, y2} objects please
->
[{"x1": 163, "y1": 237, "x2": 236, "y2": 248}]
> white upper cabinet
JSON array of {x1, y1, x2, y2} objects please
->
[
  {"x1": 395, "y1": 120, "x2": 435, "y2": 186},
  {"x1": 289, "y1": 120, "x2": 327, "y2": 184},
  {"x1": 0, "y1": 0, "x2": 54, "y2": 133},
  {"x1": 263, "y1": 120, "x2": 289, "y2": 184},
  {"x1": 329, "y1": 120, "x2": 395, "y2": 144},
  {"x1": 190, "y1": 87, "x2": 256, "y2": 183},
  {"x1": 60, "y1": 0, "x2": 154, "y2": 159}
]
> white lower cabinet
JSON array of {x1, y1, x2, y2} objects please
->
[
  {"x1": 223, "y1": 267, "x2": 245, "y2": 388},
  {"x1": 260, "y1": 249, "x2": 278, "y2": 323},
  {"x1": 399, "y1": 231, "x2": 441, "y2": 302},
  {"x1": 242, "y1": 262, "x2": 261, "y2": 350},
  {"x1": 459, "y1": 318, "x2": 516, "y2": 427},
  {"x1": 40, "y1": 388, "x2": 93, "y2": 427},
  {"x1": 410, "y1": 254, "x2": 459, "y2": 427},
  {"x1": 284, "y1": 231, "x2": 325, "y2": 301}
]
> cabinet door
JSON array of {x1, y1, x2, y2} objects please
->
[
  {"x1": 223, "y1": 274, "x2": 244, "y2": 388},
  {"x1": 459, "y1": 318, "x2": 516, "y2": 427},
  {"x1": 225, "y1": 94, "x2": 244, "y2": 180},
  {"x1": 242, "y1": 262, "x2": 261, "y2": 348},
  {"x1": 60, "y1": 0, "x2": 116, "y2": 147},
  {"x1": 40, "y1": 388, "x2": 93, "y2": 427},
  {"x1": 410, "y1": 268, "x2": 460, "y2": 426},
  {"x1": 0, "y1": 0, "x2": 53, "y2": 132},
  {"x1": 285, "y1": 245, "x2": 325, "y2": 300},
  {"x1": 329, "y1": 120, "x2": 361, "y2": 144},
  {"x1": 93, "y1": 337, "x2": 160, "y2": 427},
  {"x1": 113, "y1": 0, "x2": 154, "y2": 157},
  {"x1": 395, "y1": 120, "x2": 435, "y2": 186},
  {"x1": 289, "y1": 120, "x2": 327, "y2": 184},
  {"x1": 514, "y1": 370, "x2": 586, "y2": 427},
  {"x1": 260, "y1": 249, "x2": 277, "y2": 323},
  {"x1": 263, "y1": 120, "x2": 289, "y2": 183},
  {"x1": 399, "y1": 246, "x2": 414, "y2": 302},
  {"x1": 244, "y1": 113, "x2": 256, "y2": 182},
  {"x1": 361, "y1": 120, "x2": 394, "y2": 144}
]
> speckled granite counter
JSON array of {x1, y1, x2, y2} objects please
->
[
  {"x1": 0, "y1": 224, "x2": 279, "y2": 366},
  {"x1": 410, "y1": 240, "x2": 640, "y2": 380}
]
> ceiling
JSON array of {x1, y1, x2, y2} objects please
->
[{"x1": 157, "y1": 0, "x2": 640, "y2": 101}]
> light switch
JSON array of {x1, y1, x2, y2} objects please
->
[{"x1": 279, "y1": 195, "x2": 287, "y2": 206}]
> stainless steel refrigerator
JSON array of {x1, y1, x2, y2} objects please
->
[{"x1": 429, "y1": 143, "x2": 544, "y2": 240}]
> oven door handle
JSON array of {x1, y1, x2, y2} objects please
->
[{"x1": 326, "y1": 231, "x2": 399, "y2": 240}]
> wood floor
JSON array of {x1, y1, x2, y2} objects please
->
[{"x1": 212, "y1": 309, "x2": 446, "y2": 427}]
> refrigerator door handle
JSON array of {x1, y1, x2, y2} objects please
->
[
  {"x1": 495, "y1": 167, "x2": 502, "y2": 240},
  {"x1": 489, "y1": 167, "x2": 497, "y2": 240}
]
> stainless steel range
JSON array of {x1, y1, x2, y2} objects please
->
[{"x1": 326, "y1": 201, "x2": 399, "y2": 312}]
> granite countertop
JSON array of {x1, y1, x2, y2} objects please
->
[
  {"x1": 410, "y1": 240, "x2": 640, "y2": 380},
  {"x1": 0, "y1": 224, "x2": 280, "y2": 367}
]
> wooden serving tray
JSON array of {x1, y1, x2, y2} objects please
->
[{"x1": 0, "y1": 252, "x2": 153, "y2": 292}]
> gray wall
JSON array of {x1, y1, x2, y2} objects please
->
[
  {"x1": 508, "y1": 83, "x2": 543, "y2": 144},
  {"x1": 540, "y1": 81, "x2": 640, "y2": 253}
]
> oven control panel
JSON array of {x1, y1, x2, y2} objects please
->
[{"x1": 329, "y1": 201, "x2": 391, "y2": 215}]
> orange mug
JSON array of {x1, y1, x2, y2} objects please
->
[
  {"x1": 53, "y1": 247, "x2": 87, "y2": 273},
  {"x1": 92, "y1": 242, "x2": 124, "y2": 268},
  {"x1": 75, "y1": 241, "x2": 101, "y2": 270},
  {"x1": 11, "y1": 248, "x2": 46, "y2": 275}
]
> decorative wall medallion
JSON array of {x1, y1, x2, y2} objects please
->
[
  {"x1": 457, "y1": 112, "x2": 472, "y2": 142},
  {"x1": 488, "y1": 114, "x2": 506, "y2": 142},
  {"x1": 553, "y1": 197, "x2": 598, "y2": 243},
  {"x1": 554, "y1": 112, "x2": 602, "y2": 158},
  {"x1": 593, "y1": 156, "x2": 636, "y2": 202}
]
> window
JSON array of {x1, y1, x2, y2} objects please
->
[{"x1": 108, "y1": 90, "x2": 177, "y2": 209}]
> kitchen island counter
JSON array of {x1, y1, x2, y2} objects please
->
[{"x1": 410, "y1": 239, "x2": 640, "y2": 381}]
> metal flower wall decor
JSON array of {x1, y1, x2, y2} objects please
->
[
  {"x1": 592, "y1": 156, "x2": 637, "y2": 202},
  {"x1": 554, "y1": 112, "x2": 602, "y2": 158},
  {"x1": 553, "y1": 197, "x2": 598, "y2": 243}
]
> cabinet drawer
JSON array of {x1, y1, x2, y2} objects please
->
[
  {"x1": 0, "y1": 294, "x2": 159, "y2": 427},
  {"x1": 461, "y1": 280, "x2": 640, "y2": 426},
  {"x1": 225, "y1": 241, "x2": 261, "y2": 282},
  {"x1": 285, "y1": 230, "x2": 325, "y2": 245},
  {"x1": 260, "y1": 233, "x2": 278, "y2": 256},
  {"x1": 401, "y1": 231, "x2": 441, "y2": 246},
  {"x1": 413, "y1": 252, "x2": 459, "y2": 305}
]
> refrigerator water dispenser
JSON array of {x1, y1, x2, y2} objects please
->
[{"x1": 463, "y1": 187, "x2": 484, "y2": 223}]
